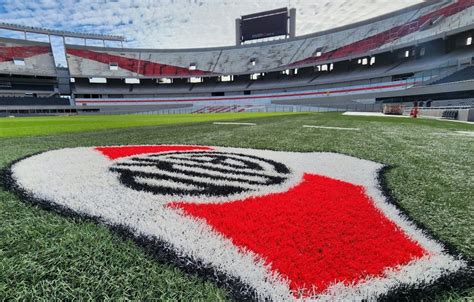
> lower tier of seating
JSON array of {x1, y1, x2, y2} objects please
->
[
  {"x1": 431, "y1": 66, "x2": 474, "y2": 85},
  {"x1": 0, "y1": 96, "x2": 70, "y2": 106}
]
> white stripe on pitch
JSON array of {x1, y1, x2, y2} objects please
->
[
  {"x1": 213, "y1": 122, "x2": 257, "y2": 126},
  {"x1": 303, "y1": 125, "x2": 360, "y2": 131}
]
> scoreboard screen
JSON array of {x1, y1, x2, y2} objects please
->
[{"x1": 241, "y1": 8, "x2": 288, "y2": 42}]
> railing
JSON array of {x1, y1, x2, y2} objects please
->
[
  {"x1": 402, "y1": 104, "x2": 473, "y2": 116},
  {"x1": 132, "y1": 103, "x2": 384, "y2": 115},
  {"x1": 413, "y1": 59, "x2": 474, "y2": 87},
  {"x1": 403, "y1": 105, "x2": 472, "y2": 112}
]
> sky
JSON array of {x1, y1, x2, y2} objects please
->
[{"x1": 0, "y1": 0, "x2": 424, "y2": 66}]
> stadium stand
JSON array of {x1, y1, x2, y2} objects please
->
[
  {"x1": 64, "y1": 0, "x2": 473, "y2": 114},
  {"x1": 66, "y1": 0, "x2": 474, "y2": 77},
  {"x1": 0, "y1": 37, "x2": 56, "y2": 77},
  {"x1": 0, "y1": 96, "x2": 70, "y2": 106},
  {"x1": 0, "y1": 37, "x2": 59, "y2": 100},
  {"x1": 0, "y1": 0, "x2": 473, "y2": 119},
  {"x1": 430, "y1": 65, "x2": 474, "y2": 84}
]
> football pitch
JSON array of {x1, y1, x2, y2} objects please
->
[{"x1": 0, "y1": 112, "x2": 473, "y2": 300}]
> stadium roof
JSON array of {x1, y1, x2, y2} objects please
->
[{"x1": 0, "y1": 22, "x2": 125, "y2": 42}]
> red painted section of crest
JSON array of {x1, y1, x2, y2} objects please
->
[
  {"x1": 95, "y1": 145, "x2": 213, "y2": 160},
  {"x1": 171, "y1": 174, "x2": 426, "y2": 295}
]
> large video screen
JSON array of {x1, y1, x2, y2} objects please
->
[{"x1": 241, "y1": 8, "x2": 288, "y2": 42}]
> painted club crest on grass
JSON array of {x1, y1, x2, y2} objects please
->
[{"x1": 4, "y1": 145, "x2": 471, "y2": 301}]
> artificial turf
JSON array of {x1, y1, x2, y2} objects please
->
[{"x1": 0, "y1": 112, "x2": 473, "y2": 300}]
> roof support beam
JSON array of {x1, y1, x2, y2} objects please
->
[{"x1": 0, "y1": 22, "x2": 125, "y2": 42}]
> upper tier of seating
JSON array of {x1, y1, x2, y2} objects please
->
[
  {"x1": 0, "y1": 38, "x2": 56, "y2": 77},
  {"x1": 66, "y1": 0, "x2": 474, "y2": 78},
  {"x1": 71, "y1": 50, "x2": 473, "y2": 97}
]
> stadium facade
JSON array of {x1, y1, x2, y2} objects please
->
[{"x1": 0, "y1": 0, "x2": 473, "y2": 118}]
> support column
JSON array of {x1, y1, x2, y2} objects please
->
[
  {"x1": 235, "y1": 18, "x2": 242, "y2": 45},
  {"x1": 289, "y1": 8, "x2": 296, "y2": 38}
]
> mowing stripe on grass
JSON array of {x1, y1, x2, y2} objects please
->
[
  {"x1": 0, "y1": 113, "x2": 300, "y2": 138},
  {"x1": 455, "y1": 131, "x2": 474, "y2": 137},
  {"x1": 432, "y1": 131, "x2": 474, "y2": 138}
]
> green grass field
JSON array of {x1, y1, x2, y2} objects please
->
[
  {"x1": 0, "y1": 112, "x2": 298, "y2": 138},
  {"x1": 0, "y1": 112, "x2": 473, "y2": 300}
]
